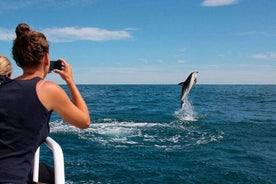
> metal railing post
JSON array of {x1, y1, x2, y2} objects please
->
[{"x1": 33, "y1": 137, "x2": 65, "y2": 184}]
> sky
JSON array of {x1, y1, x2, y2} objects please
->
[{"x1": 0, "y1": 0, "x2": 276, "y2": 84}]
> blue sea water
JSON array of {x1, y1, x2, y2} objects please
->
[{"x1": 40, "y1": 85, "x2": 276, "y2": 184}]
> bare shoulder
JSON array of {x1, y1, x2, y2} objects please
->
[
  {"x1": 38, "y1": 80, "x2": 64, "y2": 93},
  {"x1": 37, "y1": 80, "x2": 69, "y2": 111}
]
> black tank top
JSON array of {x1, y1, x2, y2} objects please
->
[{"x1": 0, "y1": 77, "x2": 52, "y2": 183}]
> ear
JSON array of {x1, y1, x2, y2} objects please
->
[
  {"x1": 43, "y1": 53, "x2": 51, "y2": 76},
  {"x1": 44, "y1": 53, "x2": 50, "y2": 66}
]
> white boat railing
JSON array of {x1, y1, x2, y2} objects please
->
[{"x1": 33, "y1": 137, "x2": 65, "y2": 184}]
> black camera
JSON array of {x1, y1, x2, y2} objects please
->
[{"x1": 49, "y1": 61, "x2": 62, "y2": 71}]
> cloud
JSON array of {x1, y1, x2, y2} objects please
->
[
  {"x1": 44, "y1": 63, "x2": 276, "y2": 84},
  {"x1": 175, "y1": 48, "x2": 188, "y2": 63},
  {"x1": 0, "y1": 26, "x2": 133, "y2": 42},
  {"x1": 251, "y1": 52, "x2": 276, "y2": 60},
  {"x1": 0, "y1": 28, "x2": 14, "y2": 41},
  {"x1": 177, "y1": 59, "x2": 187, "y2": 64},
  {"x1": 43, "y1": 27, "x2": 132, "y2": 42},
  {"x1": 175, "y1": 48, "x2": 186, "y2": 57},
  {"x1": 178, "y1": 48, "x2": 186, "y2": 53},
  {"x1": 137, "y1": 58, "x2": 149, "y2": 64},
  {"x1": 46, "y1": 65, "x2": 180, "y2": 84},
  {"x1": 201, "y1": 0, "x2": 239, "y2": 7}
]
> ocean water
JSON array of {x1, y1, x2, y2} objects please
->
[{"x1": 40, "y1": 85, "x2": 276, "y2": 184}]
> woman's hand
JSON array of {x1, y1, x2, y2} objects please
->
[{"x1": 53, "y1": 58, "x2": 74, "y2": 84}]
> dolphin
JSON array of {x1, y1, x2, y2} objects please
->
[{"x1": 178, "y1": 71, "x2": 199, "y2": 108}]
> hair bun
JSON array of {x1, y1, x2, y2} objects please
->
[{"x1": 15, "y1": 23, "x2": 31, "y2": 37}]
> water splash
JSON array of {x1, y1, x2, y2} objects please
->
[
  {"x1": 49, "y1": 118, "x2": 224, "y2": 149},
  {"x1": 174, "y1": 98, "x2": 197, "y2": 122}
]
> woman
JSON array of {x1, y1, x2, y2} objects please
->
[
  {"x1": 0, "y1": 54, "x2": 12, "y2": 85},
  {"x1": 0, "y1": 54, "x2": 12, "y2": 77},
  {"x1": 0, "y1": 23, "x2": 90, "y2": 183}
]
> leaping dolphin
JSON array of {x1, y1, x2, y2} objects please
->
[{"x1": 178, "y1": 71, "x2": 199, "y2": 108}]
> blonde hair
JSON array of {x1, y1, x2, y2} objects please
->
[{"x1": 0, "y1": 55, "x2": 12, "y2": 77}]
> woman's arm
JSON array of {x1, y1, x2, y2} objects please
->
[{"x1": 38, "y1": 59, "x2": 90, "y2": 129}]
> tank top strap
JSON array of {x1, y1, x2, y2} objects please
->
[{"x1": 36, "y1": 80, "x2": 45, "y2": 92}]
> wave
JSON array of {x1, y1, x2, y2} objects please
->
[{"x1": 49, "y1": 118, "x2": 223, "y2": 149}]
